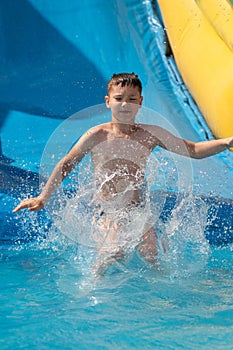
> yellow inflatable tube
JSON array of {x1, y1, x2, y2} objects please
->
[
  {"x1": 157, "y1": 0, "x2": 233, "y2": 139},
  {"x1": 196, "y1": 0, "x2": 233, "y2": 51}
]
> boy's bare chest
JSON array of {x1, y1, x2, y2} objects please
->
[{"x1": 91, "y1": 136, "x2": 152, "y2": 170}]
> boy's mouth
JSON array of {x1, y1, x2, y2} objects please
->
[{"x1": 119, "y1": 110, "x2": 131, "y2": 114}]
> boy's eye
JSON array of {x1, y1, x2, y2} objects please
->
[{"x1": 114, "y1": 97, "x2": 137, "y2": 101}]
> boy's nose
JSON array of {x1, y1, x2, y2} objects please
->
[{"x1": 121, "y1": 101, "x2": 127, "y2": 106}]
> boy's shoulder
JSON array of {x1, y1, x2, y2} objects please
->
[
  {"x1": 83, "y1": 123, "x2": 111, "y2": 142},
  {"x1": 86, "y1": 122, "x2": 111, "y2": 135},
  {"x1": 137, "y1": 123, "x2": 161, "y2": 133}
]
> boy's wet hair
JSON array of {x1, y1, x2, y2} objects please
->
[{"x1": 107, "y1": 72, "x2": 142, "y2": 95}]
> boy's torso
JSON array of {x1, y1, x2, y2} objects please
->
[{"x1": 90, "y1": 123, "x2": 158, "y2": 204}]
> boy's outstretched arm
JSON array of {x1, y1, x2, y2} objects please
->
[
  {"x1": 13, "y1": 128, "x2": 98, "y2": 213},
  {"x1": 152, "y1": 126, "x2": 233, "y2": 158},
  {"x1": 185, "y1": 137, "x2": 233, "y2": 159},
  {"x1": 13, "y1": 154, "x2": 79, "y2": 212}
]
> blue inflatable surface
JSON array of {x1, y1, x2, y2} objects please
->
[{"x1": 0, "y1": 0, "x2": 233, "y2": 245}]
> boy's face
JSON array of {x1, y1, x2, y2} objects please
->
[{"x1": 105, "y1": 84, "x2": 143, "y2": 124}]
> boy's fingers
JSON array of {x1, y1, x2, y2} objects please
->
[
  {"x1": 13, "y1": 206, "x2": 22, "y2": 212},
  {"x1": 13, "y1": 203, "x2": 27, "y2": 212},
  {"x1": 13, "y1": 199, "x2": 32, "y2": 212},
  {"x1": 13, "y1": 197, "x2": 44, "y2": 213}
]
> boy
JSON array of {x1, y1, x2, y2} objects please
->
[{"x1": 13, "y1": 73, "x2": 233, "y2": 273}]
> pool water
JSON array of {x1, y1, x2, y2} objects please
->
[{"x1": 1, "y1": 234, "x2": 233, "y2": 350}]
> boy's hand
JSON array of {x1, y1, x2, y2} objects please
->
[
  {"x1": 227, "y1": 137, "x2": 233, "y2": 149},
  {"x1": 13, "y1": 197, "x2": 45, "y2": 213}
]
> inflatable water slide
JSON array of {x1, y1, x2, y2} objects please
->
[
  {"x1": 158, "y1": 0, "x2": 233, "y2": 139},
  {"x1": 0, "y1": 0, "x2": 233, "y2": 245}
]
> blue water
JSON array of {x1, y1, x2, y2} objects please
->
[{"x1": 1, "y1": 236, "x2": 233, "y2": 349}]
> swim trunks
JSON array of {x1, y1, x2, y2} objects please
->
[{"x1": 92, "y1": 198, "x2": 154, "y2": 253}]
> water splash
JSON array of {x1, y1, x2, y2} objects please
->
[
  {"x1": 35, "y1": 104, "x2": 211, "y2": 279},
  {"x1": 159, "y1": 194, "x2": 210, "y2": 279}
]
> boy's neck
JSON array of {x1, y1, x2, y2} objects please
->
[{"x1": 111, "y1": 122, "x2": 136, "y2": 135}]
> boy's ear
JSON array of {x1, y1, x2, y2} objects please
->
[
  {"x1": 139, "y1": 96, "x2": 143, "y2": 107},
  {"x1": 105, "y1": 95, "x2": 110, "y2": 108}
]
